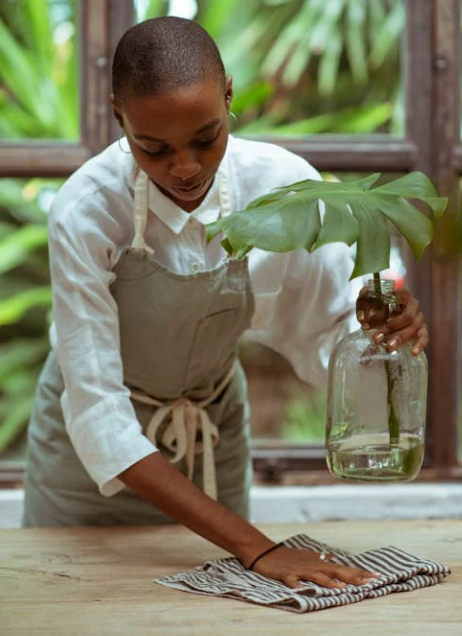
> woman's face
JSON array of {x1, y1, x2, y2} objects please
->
[{"x1": 113, "y1": 78, "x2": 232, "y2": 212}]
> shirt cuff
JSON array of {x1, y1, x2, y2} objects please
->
[{"x1": 61, "y1": 392, "x2": 158, "y2": 497}]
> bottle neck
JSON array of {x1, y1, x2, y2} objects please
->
[{"x1": 367, "y1": 279, "x2": 396, "y2": 295}]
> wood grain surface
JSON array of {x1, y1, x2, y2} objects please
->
[{"x1": 0, "y1": 520, "x2": 460, "y2": 636}]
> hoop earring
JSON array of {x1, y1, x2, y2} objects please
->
[
  {"x1": 118, "y1": 134, "x2": 132, "y2": 155},
  {"x1": 228, "y1": 111, "x2": 238, "y2": 133}
]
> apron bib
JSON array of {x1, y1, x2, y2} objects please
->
[{"x1": 22, "y1": 167, "x2": 255, "y2": 527}]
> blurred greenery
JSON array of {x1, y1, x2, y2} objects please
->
[
  {"x1": 282, "y1": 390, "x2": 326, "y2": 443},
  {"x1": 0, "y1": 0, "x2": 75, "y2": 460},
  {"x1": 0, "y1": 0, "x2": 78, "y2": 139},
  {"x1": 138, "y1": 0, "x2": 404, "y2": 135},
  {"x1": 0, "y1": 179, "x2": 58, "y2": 459},
  {"x1": 1, "y1": 0, "x2": 403, "y2": 461}
]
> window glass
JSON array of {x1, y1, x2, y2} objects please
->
[
  {"x1": 0, "y1": 0, "x2": 78, "y2": 141},
  {"x1": 136, "y1": 0, "x2": 405, "y2": 137},
  {"x1": 0, "y1": 178, "x2": 60, "y2": 466},
  {"x1": 242, "y1": 342, "x2": 328, "y2": 445}
]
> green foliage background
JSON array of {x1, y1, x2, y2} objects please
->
[
  {"x1": 140, "y1": 0, "x2": 404, "y2": 135},
  {"x1": 0, "y1": 0, "x2": 403, "y2": 458}
]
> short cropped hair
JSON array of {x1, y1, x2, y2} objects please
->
[{"x1": 112, "y1": 17, "x2": 226, "y2": 105}]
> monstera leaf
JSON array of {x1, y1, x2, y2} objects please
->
[{"x1": 206, "y1": 172, "x2": 447, "y2": 279}]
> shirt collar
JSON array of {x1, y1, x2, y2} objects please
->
[{"x1": 147, "y1": 175, "x2": 221, "y2": 234}]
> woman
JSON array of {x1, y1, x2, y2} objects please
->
[{"x1": 22, "y1": 17, "x2": 427, "y2": 589}]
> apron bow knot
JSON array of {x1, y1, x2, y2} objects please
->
[{"x1": 130, "y1": 364, "x2": 235, "y2": 500}]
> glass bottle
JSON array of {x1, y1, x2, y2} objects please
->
[{"x1": 325, "y1": 279, "x2": 428, "y2": 482}]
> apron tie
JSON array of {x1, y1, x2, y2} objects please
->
[
  {"x1": 132, "y1": 169, "x2": 154, "y2": 254},
  {"x1": 131, "y1": 364, "x2": 236, "y2": 500}
]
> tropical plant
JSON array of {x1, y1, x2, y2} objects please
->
[
  {"x1": 206, "y1": 171, "x2": 448, "y2": 446},
  {"x1": 141, "y1": 0, "x2": 405, "y2": 135},
  {"x1": 0, "y1": 0, "x2": 78, "y2": 139},
  {"x1": 0, "y1": 0, "x2": 76, "y2": 458},
  {"x1": 206, "y1": 172, "x2": 447, "y2": 276},
  {"x1": 0, "y1": 180, "x2": 57, "y2": 457}
]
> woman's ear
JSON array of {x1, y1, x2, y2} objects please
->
[
  {"x1": 110, "y1": 94, "x2": 124, "y2": 129},
  {"x1": 225, "y1": 76, "x2": 233, "y2": 111}
]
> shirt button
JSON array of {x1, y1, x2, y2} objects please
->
[{"x1": 191, "y1": 262, "x2": 201, "y2": 273}]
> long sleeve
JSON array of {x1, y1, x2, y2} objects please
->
[{"x1": 48, "y1": 186, "x2": 156, "y2": 497}]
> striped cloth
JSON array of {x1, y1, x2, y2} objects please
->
[{"x1": 154, "y1": 534, "x2": 451, "y2": 613}]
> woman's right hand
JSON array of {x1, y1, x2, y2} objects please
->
[
  {"x1": 251, "y1": 544, "x2": 381, "y2": 589},
  {"x1": 119, "y1": 453, "x2": 381, "y2": 590}
]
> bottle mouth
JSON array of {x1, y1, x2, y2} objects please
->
[{"x1": 366, "y1": 278, "x2": 396, "y2": 294}]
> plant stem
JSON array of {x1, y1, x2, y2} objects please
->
[
  {"x1": 373, "y1": 271, "x2": 381, "y2": 294},
  {"x1": 373, "y1": 271, "x2": 400, "y2": 448},
  {"x1": 385, "y1": 358, "x2": 400, "y2": 446}
]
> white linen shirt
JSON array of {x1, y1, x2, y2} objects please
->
[{"x1": 48, "y1": 135, "x2": 358, "y2": 496}]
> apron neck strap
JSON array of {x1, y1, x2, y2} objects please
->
[{"x1": 131, "y1": 170, "x2": 153, "y2": 253}]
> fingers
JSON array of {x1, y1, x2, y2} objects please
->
[
  {"x1": 356, "y1": 287, "x2": 429, "y2": 354},
  {"x1": 412, "y1": 324, "x2": 429, "y2": 355},
  {"x1": 393, "y1": 291, "x2": 428, "y2": 354},
  {"x1": 377, "y1": 312, "x2": 428, "y2": 355},
  {"x1": 329, "y1": 564, "x2": 379, "y2": 586},
  {"x1": 285, "y1": 571, "x2": 341, "y2": 589},
  {"x1": 253, "y1": 546, "x2": 381, "y2": 589},
  {"x1": 318, "y1": 551, "x2": 336, "y2": 561},
  {"x1": 284, "y1": 563, "x2": 380, "y2": 589}
]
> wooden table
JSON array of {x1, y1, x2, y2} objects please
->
[{"x1": 0, "y1": 520, "x2": 460, "y2": 635}]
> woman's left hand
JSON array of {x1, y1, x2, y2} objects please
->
[{"x1": 356, "y1": 287, "x2": 428, "y2": 356}]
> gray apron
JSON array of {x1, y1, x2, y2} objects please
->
[{"x1": 22, "y1": 167, "x2": 255, "y2": 527}]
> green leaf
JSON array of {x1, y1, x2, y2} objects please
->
[
  {"x1": 313, "y1": 202, "x2": 359, "y2": 250},
  {"x1": 0, "y1": 394, "x2": 35, "y2": 452},
  {"x1": 273, "y1": 173, "x2": 380, "y2": 194},
  {"x1": 372, "y1": 172, "x2": 447, "y2": 218},
  {"x1": 0, "y1": 1, "x2": 78, "y2": 139},
  {"x1": 0, "y1": 224, "x2": 48, "y2": 275},
  {"x1": 350, "y1": 201, "x2": 391, "y2": 278},
  {"x1": 259, "y1": 104, "x2": 391, "y2": 136},
  {"x1": 207, "y1": 172, "x2": 448, "y2": 278},
  {"x1": 372, "y1": 195, "x2": 433, "y2": 261},
  {"x1": 220, "y1": 196, "x2": 322, "y2": 253},
  {"x1": 205, "y1": 221, "x2": 222, "y2": 243},
  {"x1": 220, "y1": 237, "x2": 235, "y2": 256},
  {"x1": 369, "y1": 0, "x2": 404, "y2": 68},
  {"x1": 0, "y1": 337, "x2": 49, "y2": 383},
  {"x1": 22, "y1": 0, "x2": 53, "y2": 76},
  {"x1": 0, "y1": 286, "x2": 52, "y2": 325},
  {"x1": 318, "y1": 30, "x2": 342, "y2": 96},
  {"x1": 0, "y1": 373, "x2": 37, "y2": 452},
  {"x1": 346, "y1": 0, "x2": 368, "y2": 84},
  {"x1": 0, "y1": 179, "x2": 51, "y2": 224}
]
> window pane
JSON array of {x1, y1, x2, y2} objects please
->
[
  {"x1": 0, "y1": 178, "x2": 60, "y2": 467},
  {"x1": 0, "y1": 0, "x2": 78, "y2": 141},
  {"x1": 136, "y1": 0, "x2": 405, "y2": 137},
  {"x1": 242, "y1": 342, "x2": 328, "y2": 445}
]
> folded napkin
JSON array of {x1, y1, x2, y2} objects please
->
[{"x1": 154, "y1": 534, "x2": 451, "y2": 613}]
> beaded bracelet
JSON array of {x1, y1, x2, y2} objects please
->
[{"x1": 247, "y1": 542, "x2": 284, "y2": 571}]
